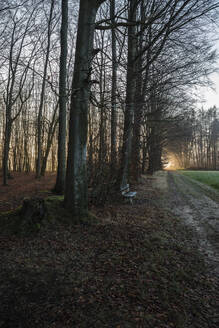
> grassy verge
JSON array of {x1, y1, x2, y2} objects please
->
[
  {"x1": 179, "y1": 170, "x2": 219, "y2": 191},
  {"x1": 0, "y1": 198, "x2": 218, "y2": 328}
]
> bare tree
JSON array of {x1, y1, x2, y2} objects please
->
[
  {"x1": 36, "y1": 0, "x2": 55, "y2": 179},
  {"x1": 0, "y1": 0, "x2": 29, "y2": 12},
  {"x1": 64, "y1": 0, "x2": 106, "y2": 216},
  {"x1": 110, "y1": 0, "x2": 117, "y2": 172},
  {"x1": 54, "y1": 0, "x2": 68, "y2": 193},
  {"x1": 2, "y1": 6, "x2": 36, "y2": 185},
  {"x1": 120, "y1": 0, "x2": 137, "y2": 188}
]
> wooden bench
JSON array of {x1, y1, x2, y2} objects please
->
[{"x1": 120, "y1": 184, "x2": 137, "y2": 204}]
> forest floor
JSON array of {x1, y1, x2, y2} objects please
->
[
  {"x1": 0, "y1": 171, "x2": 219, "y2": 327},
  {"x1": 0, "y1": 172, "x2": 56, "y2": 212}
]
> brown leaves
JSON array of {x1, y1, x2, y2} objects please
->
[{"x1": 0, "y1": 176, "x2": 218, "y2": 327}]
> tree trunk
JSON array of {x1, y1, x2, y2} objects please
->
[
  {"x1": 141, "y1": 136, "x2": 147, "y2": 174},
  {"x1": 147, "y1": 98, "x2": 162, "y2": 174},
  {"x1": 120, "y1": 0, "x2": 137, "y2": 188},
  {"x1": 41, "y1": 105, "x2": 58, "y2": 176},
  {"x1": 36, "y1": 0, "x2": 54, "y2": 179},
  {"x1": 54, "y1": 0, "x2": 68, "y2": 193},
  {"x1": 110, "y1": 0, "x2": 117, "y2": 172},
  {"x1": 64, "y1": 0, "x2": 105, "y2": 217},
  {"x1": 131, "y1": 1, "x2": 146, "y2": 181},
  {"x1": 3, "y1": 116, "x2": 12, "y2": 185}
]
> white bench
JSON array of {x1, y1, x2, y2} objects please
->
[{"x1": 120, "y1": 184, "x2": 137, "y2": 204}]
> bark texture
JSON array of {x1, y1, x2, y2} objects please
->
[
  {"x1": 54, "y1": 0, "x2": 68, "y2": 193},
  {"x1": 120, "y1": 0, "x2": 137, "y2": 188},
  {"x1": 110, "y1": 0, "x2": 117, "y2": 172},
  {"x1": 36, "y1": 0, "x2": 54, "y2": 179},
  {"x1": 64, "y1": 0, "x2": 105, "y2": 216}
]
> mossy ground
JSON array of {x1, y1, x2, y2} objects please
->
[{"x1": 0, "y1": 196, "x2": 99, "y2": 236}]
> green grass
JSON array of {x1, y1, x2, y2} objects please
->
[{"x1": 179, "y1": 170, "x2": 219, "y2": 191}]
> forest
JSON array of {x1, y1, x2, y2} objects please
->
[
  {"x1": 1, "y1": 1, "x2": 219, "y2": 327},
  {"x1": 1, "y1": 0, "x2": 219, "y2": 216}
]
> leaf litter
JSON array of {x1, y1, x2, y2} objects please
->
[{"x1": 0, "y1": 175, "x2": 218, "y2": 328}]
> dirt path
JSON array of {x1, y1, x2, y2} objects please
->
[{"x1": 153, "y1": 171, "x2": 219, "y2": 275}]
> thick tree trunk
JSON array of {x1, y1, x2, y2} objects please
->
[
  {"x1": 131, "y1": 1, "x2": 146, "y2": 181},
  {"x1": 54, "y1": 0, "x2": 68, "y2": 193},
  {"x1": 98, "y1": 53, "x2": 107, "y2": 167},
  {"x1": 132, "y1": 97, "x2": 142, "y2": 180},
  {"x1": 110, "y1": 0, "x2": 117, "y2": 172},
  {"x1": 132, "y1": 61, "x2": 144, "y2": 181},
  {"x1": 120, "y1": 0, "x2": 137, "y2": 188},
  {"x1": 147, "y1": 100, "x2": 162, "y2": 174},
  {"x1": 147, "y1": 126, "x2": 157, "y2": 174},
  {"x1": 64, "y1": 0, "x2": 105, "y2": 216}
]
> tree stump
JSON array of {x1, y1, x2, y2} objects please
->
[{"x1": 20, "y1": 197, "x2": 47, "y2": 232}]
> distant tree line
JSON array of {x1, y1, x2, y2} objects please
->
[{"x1": 167, "y1": 106, "x2": 219, "y2": 170}]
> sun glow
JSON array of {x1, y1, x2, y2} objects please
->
[
  {"x1": 165, "y1": 161, "x2": 172, "y2": 169},
  {"x1": 164, "y1": 158, "x2": 178, "y2": 170}
]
